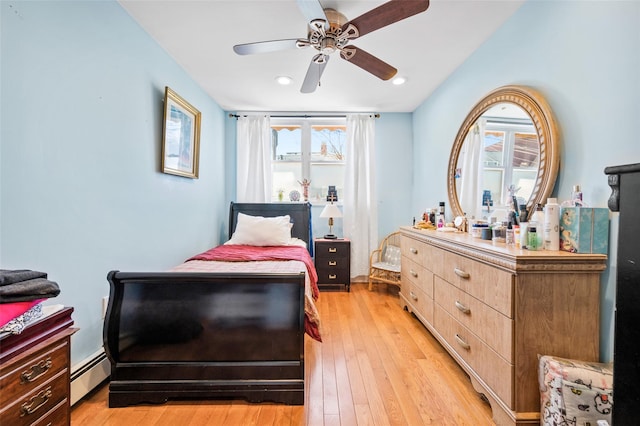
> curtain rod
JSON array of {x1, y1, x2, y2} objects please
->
[{"x1": 228, "y1": 113, "x2": 380, "y2": 119}]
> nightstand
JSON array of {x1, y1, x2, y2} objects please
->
[{"x1": 314, "y1": 238, "x2": 350, "y2": 291}]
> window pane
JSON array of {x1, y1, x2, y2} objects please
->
[
  {"x1": 483, "y1": 130, "x2": 505, "y2": 167},
  {"x1": 512, "y1": 132, "x2": 539, "y2": 168},
  {"x1": 272, "y1": 162, "x2": 301, "y2": 201},
  {"x1": 310, "y1": 163, "x2": 345, "y2": 202},
  {"x1": 311, "y1": 125, "x2": 346, "y2": 162},
  {"x1": 272, "y1": 126, "x2": 301, "y2": 161},
  {"x1": 483, "y1": 169, "x2": 504, "y2": 209}
]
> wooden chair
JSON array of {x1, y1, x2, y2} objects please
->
[{"x1": 368, "y1": 232, "x2": 402, "y2": 291}]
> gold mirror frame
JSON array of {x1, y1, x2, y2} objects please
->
[{"x1": 447, "y1": 85, "x2": 560, "y2": 219}]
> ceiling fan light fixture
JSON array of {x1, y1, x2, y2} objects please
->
[
  {"x1": 275, "y1": 76, "x2": 293, "y2": 85},
  {"x1": 392, "y1": 77, "x2": 407, "y2": 85}
]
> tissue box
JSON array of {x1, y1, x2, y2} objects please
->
[{"x1": 559, "y1": 207, "x2": 609, "y2": 254}]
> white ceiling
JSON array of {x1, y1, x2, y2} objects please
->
[{"x1": 119, "y1": 0, "x2": 524, "y2": 113}]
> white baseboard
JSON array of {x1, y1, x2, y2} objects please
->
[{"x1": 70, "y1": 349, "x2": 110, "y2": 406}]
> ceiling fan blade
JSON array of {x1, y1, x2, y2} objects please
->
[
  {"x1": 233, "y1": 39, "x2": 300, "y2": 55},
  {"x1": 296, "y1": 0, "x2": 327, "y2": 26},
  {"x1": 301, "y1": 55, "x2": 329, "y2": 93},
  {"x1": 342, "y1": 0, "x2": 429, "y2": 39},
  {"x1": 340, "y1": 46, "x2": 397, "y2": 81}
]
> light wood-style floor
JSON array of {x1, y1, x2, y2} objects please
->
[{"x1": 71, "y1": 283, "x2": 494, "y2": 425}]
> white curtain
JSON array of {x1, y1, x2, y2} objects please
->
[
  {"x1": 236, "y1": 115, "x2": 272, "y2": 202},
  {"x1": 344, "y1": 114, "x2": 377, "y2": 280},
  {"x1": 458, "y1": 118, "x2": 486, "y2": 220}
]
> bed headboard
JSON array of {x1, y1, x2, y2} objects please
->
[{"x1": 228, "y1": 202, "x2": 312, "y2": 252}]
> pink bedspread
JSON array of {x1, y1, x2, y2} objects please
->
[
  {"x1": 187, "y1": 245, "x2": 319, "y2": 300},
  {"x1": 178, "y1": 244, "x2": 321, "y2": 342}
]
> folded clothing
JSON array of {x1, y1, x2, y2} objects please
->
[
  {"x1": 0, "y1": 269, "x2": 60, "y2": 303},
  {"x1": 0, "y1": 278, "x2": 60, "y2": 303},
  {"x1": 0, "y1": 302, "x2": 44, "y2": 334},
  {"x1": 0, "y1": 269, "x2": 47, "y2": 285}
]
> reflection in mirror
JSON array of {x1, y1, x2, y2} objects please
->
[
  {"x1": 456, "y1": 103, "x2": 539, "y2": 219},
  {"x1": 447, "y1": 85, "x2": 560, "y2": 221}
]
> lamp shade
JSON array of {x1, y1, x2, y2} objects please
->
[{"x1": 320, "y1": 203, "x2": 342, "y2": 218}]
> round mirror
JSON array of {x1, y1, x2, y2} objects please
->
[{"x1": 447, "y1": 85, "x2": 560, "y2": 221}]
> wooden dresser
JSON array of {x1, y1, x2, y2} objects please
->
[
  {"x1": 399, "y1": 226, "x2": 606, "y2": 425},
  {"x1": 0, "y1": 307, "x2": 75, "y2": 426}
]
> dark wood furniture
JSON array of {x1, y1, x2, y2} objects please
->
[
  {"x1": 103, "y1": 203, "x2": 312, "y2": 408},
  {"x1": 606, "y1": 162, "x2": 640, "y2": 425},
  {"x1": 314, "y1": 238, "x2": 351, "y2": 291},
  {"x1": 0, "y1": 307, "x2": 75, "y2": 426}
]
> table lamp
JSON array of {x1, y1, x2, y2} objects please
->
[{"x1": 320, "y1": 203, "x2": 342, "y2": 239}]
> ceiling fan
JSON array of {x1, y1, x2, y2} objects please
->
[{"x1": 233, "y1": 0, "x2": 430, "y2": 93}]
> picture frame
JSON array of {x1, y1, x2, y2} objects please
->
[{"x1": 161, "y1": 86, "x2": 201, "y2": 178}]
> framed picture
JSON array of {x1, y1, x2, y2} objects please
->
[{"x1": 161, "y1": 86, "x2": 201, "y2": 178}]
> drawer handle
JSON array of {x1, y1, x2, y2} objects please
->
[
  {"x1": 410, "y1": 269, "x2": 418, "y2": 278},
  {"x1": 455, "y1": 301, "x2": 471, "y2": 314},
  {"x1": 20, "y1": 357, "x2": 52, "y2": 384},
  {"x1": 329, "y1": 274, "x2": 337, "y2": 280},
  {"x1": 20, "y1": 386, "x2": 52, "y2": 417},
  {"x1": 328, "y1": 247, "x2": 337, "y2": 253},
  {"x1": 454, "y1": 268, "x2": 470, "y2": 279},
  {"x1": 410, "y1": 291, "x2": 418, "y2": 301},
  {"x1": 328, "y1": 261, "x2": 337, "y2": 266},
  {"x1": 410, "y1": 247, "x2": 418, "y2": 254},
  {"x1": 454, "y1": 334, "x2": 471, "y2": 350}
]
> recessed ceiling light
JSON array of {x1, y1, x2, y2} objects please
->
[
  {"x1": 392, "y1": 77, "x2": 406, "y2": 85},
  {"x1": 276, "y1": 76, "x2": 293, "y2": 85}
]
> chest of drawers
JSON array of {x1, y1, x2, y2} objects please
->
[
  {"x1": 399, "y1": 227, "x2": 606, "y2": 425},
  {"x1": 0, "y1": 307, "x2": 75, "y2": 426},
  {"x1": 314, "y1": 238, "x2": 350, "y2": 291}
]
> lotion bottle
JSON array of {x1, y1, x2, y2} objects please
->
[
  {"x1": 543, "y1": 198, "x2": 560, "y2": 251},
  {"x1": 530, "y1": 204, "x2": 545, "y2": 249}
]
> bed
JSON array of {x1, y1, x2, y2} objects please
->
[{"x1": 103, "y1": 202, "x2": 320, "y2": 408}]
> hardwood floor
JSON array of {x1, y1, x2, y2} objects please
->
[{"x1": 71, "y1": 283, "x2": 494, "y2": 425}]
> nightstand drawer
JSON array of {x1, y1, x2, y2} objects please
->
[
  {"x1": 317, "y1": 269, "x2": 350, "y2": 284},
  {"x1": 315, "y1": 241, "x2": 350, "y2": 258}
]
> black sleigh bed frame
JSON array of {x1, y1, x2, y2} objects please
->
[{"x1": 103, "y1": 202, "x2": 312, "y2": 407}]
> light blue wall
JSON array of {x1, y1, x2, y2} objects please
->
[
  {"x1": 1, "y1": 1, "x2": 227, "y2": 365},
  {"x1": 412, "y1": 0, "x2": 640, "y2": 362}
]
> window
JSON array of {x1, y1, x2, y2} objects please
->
[
  {"x1": 482, "y1": 120, "x2": 538, "y2": 206},
  {"x1": 271, "y1": 118, "x2": 346, "y2": 203}
]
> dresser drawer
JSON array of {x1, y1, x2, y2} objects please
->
[
  {"x1": 437, "y1": 250, "x2": 513, "y2": 317},
  {"x1": 434, "y1": 276, "x2": 513, "y2": 362},
  {"x1": 0, "y1": 340, "x2": 68, "y2": 407},
  {"x1": 401, "y1": 236, "x2": 442, "y2": 270},
  {"x1": 32, "y1": 398, "x2": 68, "y2": 426},
  {"x1": 434, "y1": 304, "x2": 514, "y2": 408},
  {"x1": 401, "y1": 256, "x2": 433, "y2": 299},
  {"x1": 405, "y1": 282, "x2": 433, "y2": 325},
  {"x1": 0, "y1": 368, "x2": 68, "y2": 426},
  {"x1": 315, "y1": 241, "x2": 349, "y2": 259}
]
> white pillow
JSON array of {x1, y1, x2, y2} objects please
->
[{"x1": 226, "y1": 213, "x2": 292, "y2": 246}]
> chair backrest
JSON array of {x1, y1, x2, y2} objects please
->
[{"x1": 381, "y1": 232, "x2": 401, "y2": 266}]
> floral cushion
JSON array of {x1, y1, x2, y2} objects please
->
[{"x1": 539, "y1": 355, "x2": 613, "y2": 426}]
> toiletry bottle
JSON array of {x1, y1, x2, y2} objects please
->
[
  {"x1": 506, "y1": 221, "x2": 515, "y2": 245},
  {"x1": 530, "y1": 203, "x2": 545, "y2": 249},
  {"x1": 520, "y1": 222, "x2": 528, "y2": 249},
  {"x1": 527, "y1": 224, "x2": 539, "y2": 250},
  {"x1": 429, "y1": 209, "x2": 436, "y2": 225},
  {"x1": 438, "y1": 202, "x2": 445, "y2": 228},
  {"x1": 543, "y1": 198, "x2": 560, "y2": 251},
  {"x1": 514, "y1": 225, "x2": 521, "y2": 248}
]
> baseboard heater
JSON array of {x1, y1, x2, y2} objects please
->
[{"x1": 70, "y1": 349, "x2": 110, "y2": 406}]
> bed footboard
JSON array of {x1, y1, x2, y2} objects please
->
[{"x1": 103, "y1": 271, "x2": 306, "y2": 407}]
